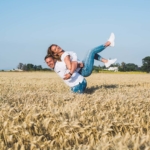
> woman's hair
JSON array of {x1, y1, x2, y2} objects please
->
[{"x1": 47, "y1": 44, "x2": 61, "y2": 61}]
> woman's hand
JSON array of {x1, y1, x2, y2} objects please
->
[{"x1": 77, "y1": 62, "x2": 84, "y2": 68}]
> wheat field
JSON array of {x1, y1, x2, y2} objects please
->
[{"x1": 0, "y1": 72, "x2": 150, "y2": 150}]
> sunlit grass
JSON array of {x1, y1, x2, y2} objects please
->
[{"x1": 0, "y1": 72, "x2": 150, "y2": 150}]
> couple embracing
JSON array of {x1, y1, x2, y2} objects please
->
[{"x1": 45, "y1": 33, "x2": 117, "y2": 94}]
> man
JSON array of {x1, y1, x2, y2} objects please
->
[{"x1": 45, "y1": 55, "x2": 87, "y2": 93}]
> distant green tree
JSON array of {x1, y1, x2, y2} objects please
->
[
  {"x1": 141, "y1": 56, "x2": 150, "y2": 73},
  {"x1": 119, "y1": 62, "x2": 126, "y2": 71},
  {"x1": 42, "y1": 68, "x2": 52, "y2": 71},
  {"x1": 125, "y1": 63, "x2": 138, "y2": 71},
  {"x1": 33, "y1": 65, "x2": 37, "y2": 71},
  {"x1": 119, "y1": 62, "x2": 138, "y2": 71},
  {"x1": 17, "y1": 63, "x2": 23, "y2": 69},
  {"x1": 92, "y1": 66, "x2": 100, "y2": 72},
  {"x1": 36, "y1": 65, "x2": 42, "y2": 70},
  {"x1": 22, "y1": 64, "x2": 27, "y2": 71},
  {"x1": 15, "y1": 63, "x2": 58, "y2": 71},
  {"x1": 27, "y1": 64, "x2": 34, "y2": 71}
]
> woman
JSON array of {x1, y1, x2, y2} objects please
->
[{"x1": 47, "y1": 33, "x2": 117, "y2": 79}]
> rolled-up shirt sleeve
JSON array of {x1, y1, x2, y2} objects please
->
[
  {"x1": 69, "y1": 51, "x2": 77, "y2": 61},
  {"x1": 61, "y1": 51, "x2": 78, "y2": 62}
]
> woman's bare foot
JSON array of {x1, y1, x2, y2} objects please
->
[
  {"x1": 101, "y1": 58, "x2": 108, "y2": 63},
  {"x1": 100, "y1": 58, "x2": 117, "y2": 68},
  {"x1": 104, "y1": 41, "x2": 111, "y2": 47}
]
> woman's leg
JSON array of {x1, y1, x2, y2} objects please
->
[
  {"x1": 94, "y1": 54, "x2": 111, "y2": 63},
  {"x1": 79, "y1": 33, "x2": 115, "y2": 77},
  {"x1": 80, "y1": 45, "x2": 106, "y2": 77},
  {"x1": 94, "y1": 53, "x2": 103, "y2": 61}
]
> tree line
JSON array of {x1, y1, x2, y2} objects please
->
[
  {"x1": 93, "y1": 56, "x2": 150, "y2": 73},
  {"x1": 16, "y1": 56, "x2": 150, "y2": 72},
  {"x1": 17, "y1": 63, "x2": 51, "y2": 71}
]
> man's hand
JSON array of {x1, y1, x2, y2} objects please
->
[{"x1": 63, "y1": 73, "x2": 72, "y2": 80}]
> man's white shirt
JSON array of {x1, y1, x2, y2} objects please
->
[{"x1": 54, "y1": 61, "x2": 84, "y2": 87}]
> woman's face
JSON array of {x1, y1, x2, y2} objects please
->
[{"x1": 51, "y1": 45, "x2": 63, "y2": 55}]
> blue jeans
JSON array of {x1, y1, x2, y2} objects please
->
[
  {"x1": 79, "y1": 45, "x2": 106, "y2": 77},
  {"x1": 71, "y1": 45, "x2": 106, "y2": 94},
  {"x1": 71, "y1": 78, "x2": 87, "y2": 93}
]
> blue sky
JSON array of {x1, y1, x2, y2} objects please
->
[{"x1": 0, "y1": 0, "x2": 150, "y2": 70}]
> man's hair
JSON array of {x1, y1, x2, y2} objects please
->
[{"x1": 44, "y1": 54, "x2": 53, "y2": 61}]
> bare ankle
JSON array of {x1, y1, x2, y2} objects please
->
[
  {"x1": 101, "y1": 58, "x2": 108, "y2": 63},
  {"x1": 104, "y1": 41, "x2": 111, "y2": 47}
]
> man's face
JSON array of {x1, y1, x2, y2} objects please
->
[{"x1": 45, "y1": 57, "x2": 55, "y2": 69}]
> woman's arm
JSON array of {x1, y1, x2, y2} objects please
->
[
  {"x1": 64, "y1": 55, "x2": 72, "y2": 70},
  {"x1": 63, "y1": 55, "x2": 78, "y2": 80},
  {"x1": 63, "y1": 52, "x2": 83, "y2": 80}
]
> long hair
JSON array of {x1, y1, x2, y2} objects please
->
[{"x1": 47, "y1": 44, "x2": 61, "y2": 61}]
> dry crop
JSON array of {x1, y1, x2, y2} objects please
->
[{"x1": 0, "y1": 72, "x2": 150, "y2": 150}]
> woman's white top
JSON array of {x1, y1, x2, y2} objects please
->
[{"x1": 61, "y1": 51, "x2": 81, "y2": 72}]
